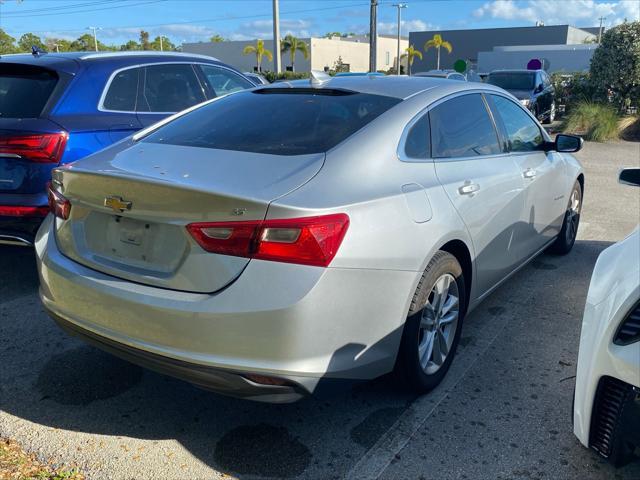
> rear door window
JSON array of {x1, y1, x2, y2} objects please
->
[
  {"x1": 429, "y1": 93, "x2": 501, "y2": 159},
  {"x1": 102, "y1": 68, "x2": 139, "y2": 111},
  {"x1": 138, "y1": 64, "x2": 205, "y2": 113},
  {"x1": 143, "y1": 89, "x2": 401, "y2": 155},
  {"x1": 0, "y1": 64, "x2": 58, "y2": 118},
  {"x1": 199, "y1": 65, "x2": 254, "y2": 97}
]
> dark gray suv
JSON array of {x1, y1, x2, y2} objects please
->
[{"x1": 487, "y1": 69, "x2": 556, "y2": 124}]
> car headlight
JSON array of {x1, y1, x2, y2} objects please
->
[{"x1": 519, "y1": 99, "x2": 530, "y2": 107}]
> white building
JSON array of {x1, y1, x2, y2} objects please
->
[
  {"x1": 478, "y1": 43, "x2": 598, "y2": 73},
  {"x1": 182, "y1": 35, "x2": 409, "y2": 73}
]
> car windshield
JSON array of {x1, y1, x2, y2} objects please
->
[
  {"x1": 487, "y1": 72, "x2": 535, "y2": 90},
  {"x1": 0, "y1": 64, "x2": 58, "y2": 118},
  {"x1": 143, "y1": 88, "x2": 401, "y2": 155}
]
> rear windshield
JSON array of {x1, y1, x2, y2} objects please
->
[
  {"x1": 487, "y1": 72, "x2": 535, "y2": 91},
  {"x1": 143, "y1": 89, "x2": 401, "y2": 155},
  {"x1": 0, "y1": 64, "x2": 58, "y2": 118}
]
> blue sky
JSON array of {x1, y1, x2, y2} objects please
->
[{"x1": 1, "y1": 0, "x2": 638, "y2": 46}]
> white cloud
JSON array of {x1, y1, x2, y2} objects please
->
[
  {"x1": 473, "y1": 0, "x2": 639, "y2": 26},
  {"x1": 377, "y1": 19, "x2": 434, "y2": 35},
  {"x1": 233, "y1": 18, "x2": 313, "y2": 40}
]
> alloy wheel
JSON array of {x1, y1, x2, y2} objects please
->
[
  {"x1": 566, "y1": 185, "x2": 581, "y2": 243},
  {"x1": 417, "y1": 273, "x2": 460, "y2": 375}
]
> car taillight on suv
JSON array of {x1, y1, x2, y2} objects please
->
[{"x1": 0, "y1": 132, "x2": 68, "y2": 163}]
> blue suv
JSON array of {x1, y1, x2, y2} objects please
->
[{"x1": 0, "y1": 51, "x2": 255, "y2": 246}]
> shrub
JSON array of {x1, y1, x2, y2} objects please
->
[
  {"x1": 563, "y1": 102, "x2": 620, "y2": 142},
  {"x1": 589, "y1": 21, "x2": 640, "y2": 109},
  {"x1": 262, "y1": 71, "x2": 309, "y2": 83},
  {"x1": 550, "y1": 72, "x2": 596, "y2": 113},
  {"x1": 620, "y1": 116, "x2": 640, "y2": 141}
]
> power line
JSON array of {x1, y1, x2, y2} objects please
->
[
  {"x1": 12, "y1": 2, "x2": 370, "y2": 35},
  {"x1": 1, "y1": 0, "x2": 125, "y2": 16},
  {"x1": 2, "y1": 0, "x2": 167, "y2": 18}
]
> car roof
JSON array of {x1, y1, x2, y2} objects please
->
[
  {"x1": 260, "y1": 75, "x2": 497, "y2": 100},
  {"x1": 489, "y1": 69, "x2": 539, "y2": 74},
  {"x1": 0, "y1": 51, "x2": 221, "y2": 75}
]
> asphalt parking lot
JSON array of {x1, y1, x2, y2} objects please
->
[{"x1": 1, "y1": 140, "x2": 639, "y2": 480}]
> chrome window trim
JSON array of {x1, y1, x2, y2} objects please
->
[
  {"x1": 398, "y1": 89, "x2": 508, "y2": 164},
  {"x1": 98, "y1": 62, "x2": 242, "y2": 114}
]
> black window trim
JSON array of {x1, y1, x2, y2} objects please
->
[
  {"x1": 486, "y1": 92, "x2": 551, "y2": 156},
  {"x1": 398, "y1": 89, "x2": 505, "y2": 163},
  {"x1": 97, "y1": 61, "x2": 234, "y2": 114}
]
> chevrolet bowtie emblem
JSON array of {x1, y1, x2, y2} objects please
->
[{"x1": 104, "y1": 195, "x2": 132, "y2": 213}]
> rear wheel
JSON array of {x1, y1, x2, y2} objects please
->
[
  {"x1": 396, "y1": 251, "x2": 466, "y2": 393},
  {"x1": 548, "y1": 179, "x2": 582, "y2": 254}
]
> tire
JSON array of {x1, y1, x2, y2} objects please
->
[
  {"x1": 548, "y1": 179, "x2": 582, "y2": 255},
  {"x1": 396, "y1": 251, "x2": 466, "y2": 393},
  {"x1": 543, "y1": 101, "x2": 556, "y2": 124}
]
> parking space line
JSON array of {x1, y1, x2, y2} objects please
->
[{"x1": 345, "y1": 310, "x2": 511, "y2": 480}]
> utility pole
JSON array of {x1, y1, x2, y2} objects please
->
[
  {"x1": 369, "y1": 0, "x2": 378, "y2": 72},
  {"x1": 273, "y1": 0, "x2": 281, "y2": 73},
  {"x1": 393, "y1": 3, "x2": 407, "y2": 75},
  {"x1": 87, "y1": 26, "x2": 100, "y2": 51},
  {"x1": 598, "y1": 16, "x2": 606, "y2": 43},
  {"x1": 160, "y1": 36, "x2": 164, "y2": 52}
]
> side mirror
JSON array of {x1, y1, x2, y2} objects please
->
[
  {"x1": 619, "y1": 168, "x2": 640, "y2": 187},
  {"x1": 534, "y1": 84, "x2": 544, "y2": 94},
  {"x1": 554, "y1": 134, "x2": 583, "y2": 153}
]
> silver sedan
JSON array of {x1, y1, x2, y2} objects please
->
[{"x1": 36, "y1": 74, "x2": 584, "y2": 403}]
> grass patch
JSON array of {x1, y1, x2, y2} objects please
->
[
  {"x1": 0, "y1": 438, "x2": 84, "y2": 480},
  {"x1": 563, "y1": 102, "x2": 620, "y2": 142}
]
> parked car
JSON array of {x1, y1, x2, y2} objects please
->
[
  {"x1": 413, "y1": 70, "x2": 466, "y2": 81},
  {"x1": 36, "y1": 76, "x2": 584, "y2": 403},
  {"x1": 243, "y1": 72, "x2": 269, "y2": 85},
  {"x1": 0, "y1": 51, "x2": 254, "y2": 247},
  {"x1": 486, "y1": 69, "x2": 556, "y2": 124},
  {"x1": 574, "y1": 167, "x2": 640, "y2": 467}
]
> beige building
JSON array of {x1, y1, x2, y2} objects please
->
[{"x1": 182, "y1": 34, "x2": 409, "y2": 73}]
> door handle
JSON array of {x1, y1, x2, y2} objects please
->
[
  {"x1": 523, "y1": 168, "x2": 537, "y2": 179},
  {"x1": 458, "y1": 182, "x2": 480, "y2": 195}
]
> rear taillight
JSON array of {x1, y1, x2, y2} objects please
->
[
  {"x1": 47, "y1": 182, "x2": 71, "y2": 219},
  {"x1": 187, "y1": 213, "x2": 349, "y2": 267},
  {"x1": 0, "y1": 132, "x2": 68, "y2": 163},
  {"x1": 0, "y1": 206, "x2": 49, "y2": 217}
]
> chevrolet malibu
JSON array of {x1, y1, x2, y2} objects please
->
[{"x1": 36, "y1": 74, "x2": 584, "y2": 403}]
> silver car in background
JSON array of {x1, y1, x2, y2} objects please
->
[{"x1": 36, "y1": 75, "x2": 584, "y2": 403}]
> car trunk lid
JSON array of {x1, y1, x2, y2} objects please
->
[{"x1": 53, "y1": 142, "x2": 324, "y2": 293}]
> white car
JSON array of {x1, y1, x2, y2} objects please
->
[{"x1": 574, "y1": 168, "x2": 640, "y2": 466}]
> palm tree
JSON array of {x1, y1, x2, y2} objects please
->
[
  {"x1": 242, "y1": 39, "x2": 273, "y2": 73},
  {"x1": 280, "y1": 34, "x2": 309, "y2": 72},
  {"x1": 423, "y1": 34, "x2": 452, "y2": 70},
  {"x1": 401, "y1": 45, "x2": 423, "y2": 75}
]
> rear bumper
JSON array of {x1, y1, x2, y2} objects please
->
[
  {"x1": 0, "y1": 217, "x2": 44, "y2": 246},
  {"x1": 50, "y1": 310, "x2": 307, "y2": 403},
  {"x1": 36, "y1": 215, "x2": 419, "y2": 402}
]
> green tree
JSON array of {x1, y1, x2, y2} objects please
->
[
  {"x1": 401, "y1": 44, "x2": 423, "y2": 75},
  {"x1": 120, "y1": 40, "x2": 140, "y2": 51},
  {"x1": 139, "y1": 30, "x2": 151, "y2": 50},
  {"x1": 18, "y1": 33, "x2": 45, "y2": 53},
  {"x1": 210, "y1": 34, "x2": 225, "y2": 43},
  {"x1": 45, "y1": 38, "x2": 72, "y2": 52},
  {"x1": 242, "y1": 39, "x2": 272, "y2": 72},
  {"x1": 280, "y1": 34, "x2": 308, "y2": 72},
  {"x1": 150, "y1": 36, "x2": 176, "y2": 51},
  {"x1": 0, "y1": 28, "x2": 18, "y2": 54},
  {"x1": 70, "y1": 33, "x2": 112, "y2": 51},
  {"x1": 590, "y1": 21, "x2": 640, "y2": 109},
  {"x1": 423, "y1": 33, "x2": 453, "y2": 70}
]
